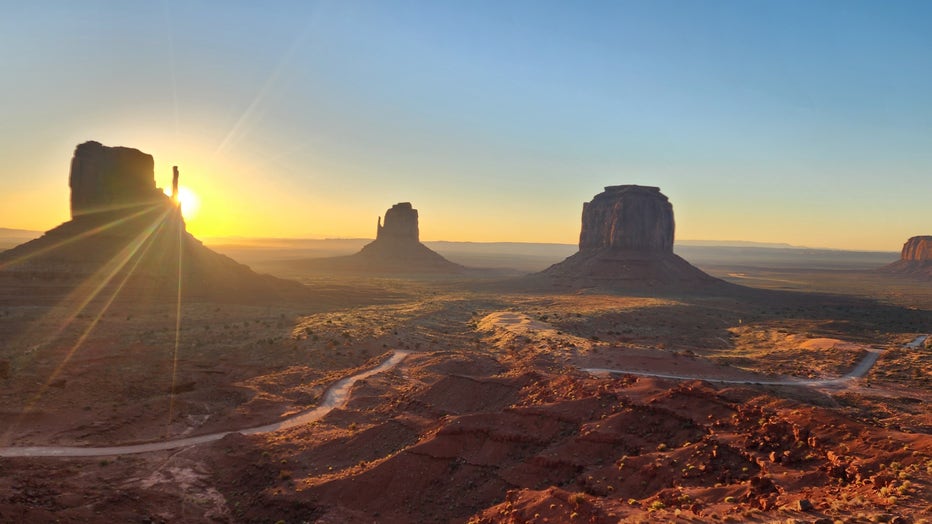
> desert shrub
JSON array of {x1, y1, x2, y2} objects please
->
[{"x1": 568, "y1": 492, "x2": 586, "y2": 506}]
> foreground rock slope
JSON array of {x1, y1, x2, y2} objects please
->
[
  {"x1": 0, "y1": 141, "x2": 308, "y2": 303},
  {"x1": 532, "y1": 185, "x2": 724, "y2": 291}
]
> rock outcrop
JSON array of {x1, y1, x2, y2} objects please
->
[
  {"x1": 293, "y1": 202, "x2": 465, "y2": 274},
  {"x1": 377, "y1": 202, "x2": 419, "y2": 242},
  {"x1": 69, "y1": 141, "x2": 167, "y2": 218},
  {"x1": 879, "y1": 236, "x2": 932, "y2": 279},
  {"x1": 531, "y1": 185, "x2": 724, "y2": 291},
  {"x1": 579, "y1": 185, "x2": 674, "y2": 252},
  {"x1": 0, "y1": 141, "x2": 310, "y2": 303},
  {"x1": 901, "y1": 236, "x2": 932, "y2": 261}
]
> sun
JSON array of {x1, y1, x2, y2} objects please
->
[{"x1": 163, "y1": 186, "x2": 200, "y2": 220}]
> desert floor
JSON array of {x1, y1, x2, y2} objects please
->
[{"x1": 0, "y1": 270, "x2": 930, "y2": 523}]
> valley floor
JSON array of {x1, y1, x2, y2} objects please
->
[{"x1": 0, "y1": 274, "x2": 930, "y2": 523}]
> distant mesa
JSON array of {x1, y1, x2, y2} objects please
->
[
  {"x1": 0, "y1": 141, "x2": 309, "y2": 303},
  {"x1": 879, "y1": 235, "x2": 932, "y2": 280},
  {"x1": 530, "y1": 185, "x2": 724, "y2": 291},
  {"x1": 579, "y1": 185, "x2": 674, "y2": 252},
  {"x1": 376, "y1": 202, "x2": 419, "y2": 242},
  {"x1": 293, "y1": 202, "x2": 465, "y2": 274}
]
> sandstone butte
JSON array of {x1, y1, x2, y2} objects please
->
[
  {"x1": 533, "y1": 185, "x2": 725, "y2": 291},
  {"x1": 0, "y1": 141, "x2": 308, "y2": 303},
  {"x1": 297, "y1": 202, "x2": 465, "y2": 274},
  {"x1": 900, "y1": 235, "x2": 932, "y2": 261},
  {"x1": 880, "y1": 235, "x2": 932, "y2": 279}
]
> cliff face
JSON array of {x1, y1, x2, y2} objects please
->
[
  {"x1": 377, "y1": 203, "x2": 419, "y2": 242},
  {"x1": 534, "y1": 185, "x2": 724, "y2": 292},
  {"x1": 579, "y1": 185, "x2": 674, "y2": 252},
  {"x1": 69, "y1": 141, "x2": 167, "y2": 218},
  {"x1": 297, "y1": 202, "x2": 464, "y2": 274},
  {"x1": 880, "y1": 235, "x2": 932, "y2": 280},
  {"x1": 901, "y1": 236, "x2": 932, "y2": 261}
]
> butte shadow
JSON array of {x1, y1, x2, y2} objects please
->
[{"x1": 0, "y1": 141, "x2": 310, "y2": 305}]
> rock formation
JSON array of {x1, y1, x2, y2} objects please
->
[
  {"x1": 900, "y1": 236, "x2": 932, "y2": 261},
  {"x1": 295, "y1": 202, "x2": 464, "y2": 274},
  {"x1": 69, "y1": 141, "x2": 167, "y2": 218},
  {"x1": 377, "y1": 202, "x2": 419, "y2": 242},
  {"x1": 579, "y1": 185, "x2": 674, "y2": 252},
  {"x1": 879, "y1": 235, "x2": 932, "y2": 279},
  {"x1": 0, "y1": 141, "x2": 309, "y2": 303},
  {"x1": 531, "y1": 185, "x2": 724, "y2": 291}
]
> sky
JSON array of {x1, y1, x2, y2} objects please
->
[{"x1": 1, "y1": 1, "x2": 930, "y2": 250}]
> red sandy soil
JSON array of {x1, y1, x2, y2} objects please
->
[{"x1": 1, "y1": 286, "x2": 930, "y2": 523}]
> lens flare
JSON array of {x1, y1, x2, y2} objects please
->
[{"x1": 164, "y1": 186, "x2": 200, "y2": 220}]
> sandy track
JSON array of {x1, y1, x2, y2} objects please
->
[
  {"x1": 481, "y1": 311, "x2": 927, "y2": 388},
  {"x1": 583, "y1": 336, "x2": 928, "y2": 387},
  {"x1": 0, "y1": 351, "x2": 409, "y2": 458}
]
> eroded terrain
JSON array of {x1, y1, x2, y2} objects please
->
[{"x1": 1, "y1": 277, "x2": 930, "y2": 523}]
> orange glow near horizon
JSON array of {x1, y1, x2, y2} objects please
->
[{"x1": 163, "y1": 186, "x2": 200, "y2": 222}]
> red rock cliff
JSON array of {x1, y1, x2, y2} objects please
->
[{"x1": 901, "y1": 236, "x2": 932, "y2": 261}]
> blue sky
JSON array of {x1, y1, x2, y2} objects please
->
[{"x1": 1, "y1": 1, "x2": 930, "y2": 249}]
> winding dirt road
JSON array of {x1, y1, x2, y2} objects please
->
[
  {"x1": 482, "y1": 311, "x2": 928, "y2": 388},
  {"x1": 583, "y1": 336, "x2": 927, "y2": 386},
  {"x1": 0, "y1": 351, "x2": 409, "y2": 458},
  {"x1": 1, "y1": 322, "x2": 926, "y2": 460}
]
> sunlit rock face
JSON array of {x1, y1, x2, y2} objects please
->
[
  {"x1": 69, "y1": 141, "x2": 168, "y2": 218},
  {"x1": 901, "y1": 236, "x2": 932, "y2": 261},
  {"x1": 578, "y1": 185, "x2": 674, "y2": 253},
  {"x1": 377, "y1": 202, "x2": 419, "y2": 242},
  {"x1": 880, "y1": 235, "x2": 932, "y2": 280}
]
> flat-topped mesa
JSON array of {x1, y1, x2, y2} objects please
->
[
  {"x1": 530, "y1": 184, "x2": 728, "y2": 292},
  {"x1": 901, "y1": 236, "x2": 932, "y2": 261},
  {"x1": 578, "y1": 185, "x2": 674, "y2": 253},
  {"x1": 69, "y1": 141, "x2": 170, "y2": 218},
  {"x1": 376, "y1": 202, "x2": 419, "y2": 242}
]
